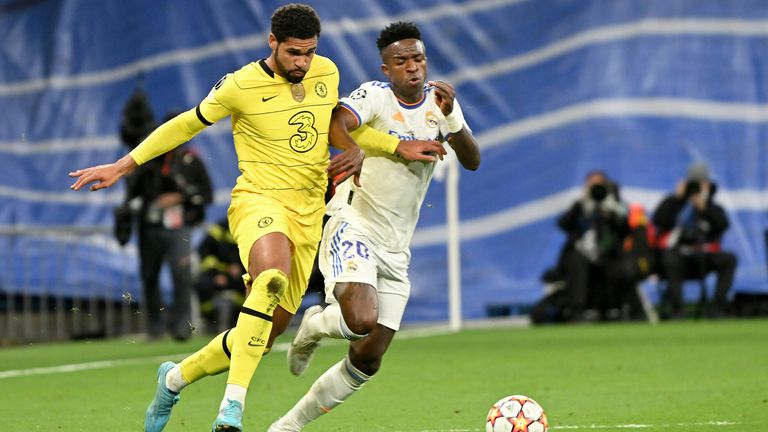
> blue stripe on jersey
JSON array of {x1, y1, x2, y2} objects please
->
[
  {"x1": 338, "y1": 102, "x2": 362, "y2": 127},
  {"x1": 397, "y1": 86, "x2": 431, "y2": 110},
  {"x1": 330, "y1": 221, "x2": 349, "y2": 277}
]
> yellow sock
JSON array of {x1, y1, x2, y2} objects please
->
[
  {"x1": 227, "y1": 269, "x2": 287, "y2": 388},
  {"x1": 179, "y1": 328, "x2": 237, "y2": 384},
  {"x1": 178, "y1": 327, "x2": 273, "y2": 385}
]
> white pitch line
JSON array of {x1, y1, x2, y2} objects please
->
[
  {"x1": 0, "y1": 324, "x2": 456, "y2": 380},
  {"x1": 0, "y1": 348, "x2": 752, "y2": 431},
  {"x1": 0, "y1": 353, "x2": 187, "y2": 380},
  {"x1": 390, "y1": 421, "x2": 744, "y2": 431},
  {"x1": 552, "y1": 420, "x2": 744, "y2": 429}
]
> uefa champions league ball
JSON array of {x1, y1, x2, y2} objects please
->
[{"x1": 486, "y1": 395, "x2": 548, "y2": 432}]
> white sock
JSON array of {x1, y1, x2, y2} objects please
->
[
  {"x1": 280, "y1": 356, "x2": 370, "y2": 429},
  {"x1": 311, "y1": 304, "x2": 367, "y2": 341},
  {"x1": 220, "y1": 384, "x2": 247, "y2": 411},
  {"x1": 165, "y1": 365, "x2": 187, "y2": 393}
]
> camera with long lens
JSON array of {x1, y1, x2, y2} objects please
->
[
  {"x1": 684, "y1": 180, "x2": 701, "y2": 198},
  {"x1": 589, "y1": 183, "x2": 609, "y2": 202}
]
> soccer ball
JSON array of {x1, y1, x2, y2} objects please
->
[{"x1": 485, "y1": 395, "x2": 548, "y2": 432}]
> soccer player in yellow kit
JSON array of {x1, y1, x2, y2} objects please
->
[{"x1": 69, "y1": 5, "x2": 443, "y2": 431}]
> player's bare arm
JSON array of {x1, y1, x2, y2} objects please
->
[
  {"x1": 447, "y1": 128, "x2": 480, "y2": 171},
  {"x1": 69, "y1": 153, "x2": 138, "y2": 191},
  {"x1": 429, "y1": 79, "x2": 480, "y2": 170},
  {"x1": 328, "y1": 107, "x2": 366, "y2": 187}
]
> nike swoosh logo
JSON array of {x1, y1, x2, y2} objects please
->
[{"x1": 262, "y1": 95, "x2": 277, "y2": 102}]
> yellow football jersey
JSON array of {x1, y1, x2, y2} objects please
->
[{"x1": 199, "y1": 56, "x2": 339, "y2": 216}]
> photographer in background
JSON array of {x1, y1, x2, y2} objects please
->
[
  {"x1": 115, "y1": 89, "x2": 214, "y2": 340},
  {"x1": 196, "y1": 218, "x2": 245, "y2": 334},
  {"x1": 555, "y1": 170, "x2": 632, "y2": 321},
  {"x1": 653, "y1": 162, "x2": 737, "y2": 319}
]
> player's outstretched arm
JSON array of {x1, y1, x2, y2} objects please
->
[
  {"x1": 69, "y1": 154, "x2": 138, "y2": 191},
  {"x1": 70, "y1": 106, "x2": 221, "y2": 191}
]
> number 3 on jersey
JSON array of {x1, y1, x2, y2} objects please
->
[
  {"x1": 288, "y1": 111, "x2": 318, "y2": 153},
  {"x1": 342, "y1": 240, "x2": 370, "y2": 261}
]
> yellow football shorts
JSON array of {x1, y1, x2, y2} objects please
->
[{"x1": 227, "y1": 195, "x2": 323, "y2": 314}]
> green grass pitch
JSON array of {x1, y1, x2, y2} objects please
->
[{"x1": 1, "y1": 318, "x2": 766, "y2": 431}]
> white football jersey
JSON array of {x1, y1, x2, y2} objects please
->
[{"x1": 328, "y1": 81, "x2": 469, "y2": 252}]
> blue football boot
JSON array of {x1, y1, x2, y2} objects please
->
[
  {"x1": 212, "y1": 399, "x2": 244, "y2": 431},
  {"x1": 144, "y1": 361, "x2": 180, "y2": 432}
]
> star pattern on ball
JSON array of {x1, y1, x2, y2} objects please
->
[
  {"x1": 513, "y1": 413, "x2": 533, "y2": 432},
  {"x1": 486, "y1": 395, "x2": 547, "y2": 432},
  {"x1": 487, "y1": 406, "x2": 504, "y2": 427}
]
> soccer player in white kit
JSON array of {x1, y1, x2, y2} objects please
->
[{"x1": 269, "y1": 22, "x2": 481, "y2": 431}]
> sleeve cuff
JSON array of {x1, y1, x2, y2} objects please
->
[
  {"x1": 350, "y1": 125, "x2": 399, "y2": 155},
  {"x1": 338, "y1": 103, "x2": 362, "y2": 128}
]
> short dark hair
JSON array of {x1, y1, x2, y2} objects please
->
[
  {"x1": 271, "y1": 3, "x2": 321, "y2": 42},
  {"x1": 376, "y1": 21, "x2": 421, "y2": 52}
]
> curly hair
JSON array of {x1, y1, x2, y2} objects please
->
[
  {"x1": 376, "y1": 21, "x2": 422, "y2": 52},
  {"x1": 271, "y1": 3, "x2": 321, "y2": 42}
]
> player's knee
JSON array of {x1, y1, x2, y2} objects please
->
[
  {"x1": 250, "y1": 269, "x2": 288, "y2": 296},
  {"x1": 242, "y1": 269, "x2": 288, "y2": 316},
  {"x1": 338, "y1": 283, "x2": 378, "y2": 335},
  {"x1": 344, "y1": 310, "x2": 377, "y2": 336}
]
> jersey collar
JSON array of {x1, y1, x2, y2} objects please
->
[
  {"x1": 258, "y1": 59, "x2": 275, "y2": 78},
  {"x1": 395, "y1": 86, "x2": 430, "y2": 110}
]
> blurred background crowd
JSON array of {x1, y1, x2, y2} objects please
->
[{"x1": 1, "y1": 0, "x2": 767, "y2": 343}]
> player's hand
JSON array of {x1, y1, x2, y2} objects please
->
[
  {"x1": 428, "y1": 80, "x2": 456, "y2": 116},
  {"x1": 395, "y1": 139, "x2": 447, "y2": 162},
  {"x1": 328, "y1": 145, "x2": 365, "y2": 187},
  {"x1": 70, "y1": 155, "x2": 137, "y2": 191},
  {"x1": 69, "y1": 163, "x2": 124, "y2": 191}
]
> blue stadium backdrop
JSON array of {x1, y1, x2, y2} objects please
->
[{"x1": 1, "y1": 0, "x2": 767, "y2": 322}]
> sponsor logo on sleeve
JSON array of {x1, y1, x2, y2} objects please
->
[{"x1": 350, "y1": 88, "x2": 367, "y2": 100}]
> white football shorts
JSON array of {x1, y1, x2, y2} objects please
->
[{"x1": 318, "y1": 214, "x2": 411, "y2": 331}]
